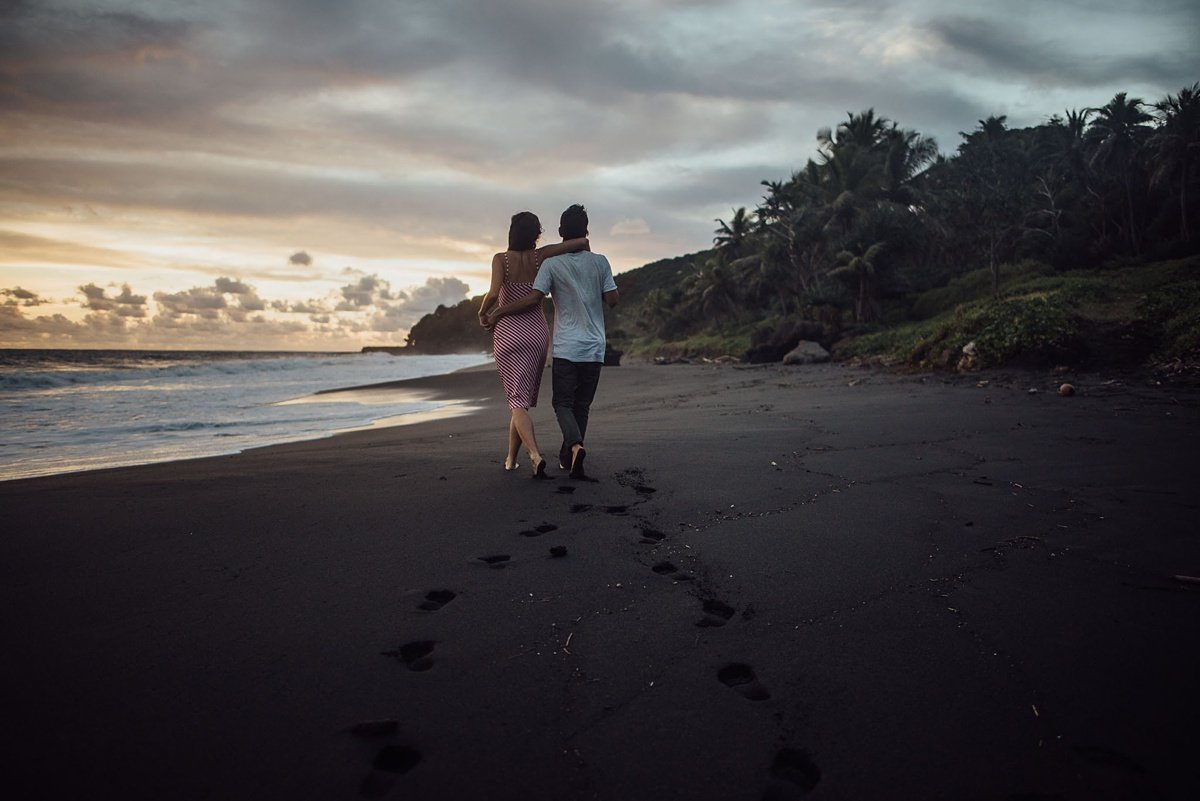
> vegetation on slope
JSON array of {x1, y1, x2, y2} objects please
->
[
  {"x1": 835, "y1": 256, "x2": 1200, "y2": 369},
  {"x1": 405, "y1": 82, "x2": 1200, "y2": 370},
  {"x1": 607, "y1": 81, "x2": 1200, "y2": 367}
]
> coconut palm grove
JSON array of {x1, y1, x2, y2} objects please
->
[{"x1": 405, "y1": 83, "x2": 1200, "y2": 373}]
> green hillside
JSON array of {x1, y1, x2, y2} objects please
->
[{"x1": 404, "y1": 81, "x2": 1200, "y2": 372}]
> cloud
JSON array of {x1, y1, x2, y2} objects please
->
[
  {"x1": 610, "y1": 218, "x2": 651, "y2": 237},
  {"x1": 0, "y1": 228, "x2": 142, "y2": 270},
  {"x1": 337, "y1": 274, "x2": 396, "y2": 310},
  {"x1": 362, "y1": 276, "x2": 471, "y2": 332},
  {"x1": 272, "y1": 299, "x2": 327, "y2": 315},
  {"x1": 407, "y1": 276, "x2": 470, "y2": 308},
  {"x1": 331, "y1": 274, "x2": 470, "y2": 330},
  {"x1": 213, "y1": 277, "x2": 251, "y2": 294},
  {"x1": 80, "y1": 283, "x2": 149, "y2": 317},
  {"x1": 927, "y1": 14, "x2": 1196, "y2": 88},
  {"x1": 1, "y1": 271, "x2": 473, "y2": 348},
  {"x1": 0, "y1": 302, "x2": 95, "y2": 341},
  {"x1": 1, "y1": 286, "x2": 48, "y2": 306},
  {"x1": 153, "y1": 285, "x2": 227, "y2": 319},
  {"x1": 153, "y1": 277, "x2": 269, "y2": 322},
  {"x1": 3, "y1": 0, "x2": 1199, "y2": 350}
]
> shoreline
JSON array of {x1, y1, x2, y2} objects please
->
[
  {"x1": 2, "y1": 362, "x2": 1197, "y2": 799},
  {"x1": 0, "y1": 356, "x2": 499, "y2": 483}
]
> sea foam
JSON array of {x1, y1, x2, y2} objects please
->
[{"x1": 0, "y1": 350, "x2": 492, "y2": 481}]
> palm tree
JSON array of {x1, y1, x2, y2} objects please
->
[
  {"x1": 1044, "y1": 108, "x2": 1094, "y2": 179},
  {"x1": 1149, "y1": 82, "x2": 1200, "y2": 244},
  {"x1": 698, "y1": 260, "x2": 740, "y2": 322},
  {"x1": 829, "y1": 242, "x2": 886, "y2": 323},
  {"x1": 713, "y1": 207, "x2": 753, "y2": 260},
  {"x1": 818, "y1": 109, "x2": 892, "y2": 159},
  {"x1": 821, "y1": 145, "x2": 884, "y2": 236},
  {"x1": 677, "y1": 259, "x2": 740, "y2": 327},
  {"x1": 953, "y1": 115, "x2": 1032, "y2": 290},
  {"x1": 1026, "y1": 109, "x2": 1097, "y2": 259},
  {"x1": 882, "y1": 125, "x2": 939, "y2": 205},
  {"x1": 757, "y1": 164, "x2": 829, "y2": 300},
  {"x1": 1086, "y1": 92, "x2": 1153, "y2": 254},
  {"x1": 958, "y1": 115, "x2": 1009, "y2": 151}
]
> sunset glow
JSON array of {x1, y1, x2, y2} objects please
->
[{"x1": 3, "y1": 0, "x2": 1196, "y2": 350}]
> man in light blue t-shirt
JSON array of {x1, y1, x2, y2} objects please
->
[
  {"x1": 534, "y1": 205, "x2": 619, "y2": 478},
  {"x1": 488, "y1": 204, "x2": 618, "y2": 479}
]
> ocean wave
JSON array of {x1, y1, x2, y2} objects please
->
[
  {"x1": 0, "y1": 351, "x2": 409, "y2": 393},
  {"x1": 0, "y1": 350, "x2": 492, "y2": 481}
]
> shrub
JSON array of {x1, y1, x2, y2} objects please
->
[
  {"x1": 910, "y1": 260, "x2": 1053, "y2": 320},
  {"x1": 971, "y1": 296, "x2": 1077, "y2": 366}
]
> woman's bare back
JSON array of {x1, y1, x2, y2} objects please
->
[{"x1": 501, "y1": 249, "x2": 541, "y2": 284}]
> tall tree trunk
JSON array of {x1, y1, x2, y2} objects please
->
[
  {"x1": 1124, "y1": 170, "x2": 1140, "y2": 255},
  {"x1": 989, "y1": 233, "x2": 999, "y2": 294},
  {"x1": 787, "y1": 233, "x2": 811, "y2": 295},
  {"x1": 1181, "y1": 155, "x2": 1191, "y2": 244}
]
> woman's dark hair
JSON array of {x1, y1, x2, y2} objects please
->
[{"x1": 508, "y1": 211, "x2": 542, "y2": 251}]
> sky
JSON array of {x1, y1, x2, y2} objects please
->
[{"x1": 2, "y1": 0, "x2": 1197, "y2": 350}]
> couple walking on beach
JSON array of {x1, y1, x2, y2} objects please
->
[{"x1": 479, "y1": 204, "x2": 619, "y2": 481}]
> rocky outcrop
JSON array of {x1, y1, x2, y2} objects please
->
[
  {"x1": 782, "y1": 340, "x2": 831, "y2": 365},
  {"x1": 744, "y1": 319, "x2": 836, "y2": 364}
]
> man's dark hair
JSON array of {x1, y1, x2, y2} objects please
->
[
  {"x1": 508, "y1": 211, "x2": 542, "y2": 251},
  {"x1": 559, "y1": 204, "x2": 588, "y2": 239}
]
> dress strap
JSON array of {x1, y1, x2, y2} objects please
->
[{"x1": 503, "y1": 251, "x2": 510, "y2": 282}]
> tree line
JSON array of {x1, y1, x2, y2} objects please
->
[{"x1": 636, "y1": 83, "x2": 1200, "y2": 344}]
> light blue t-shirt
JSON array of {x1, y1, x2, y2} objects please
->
[{"x1": 533, "y1": 251, "x2": 618, "y2": 363}]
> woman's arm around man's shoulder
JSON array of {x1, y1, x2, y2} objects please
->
[{"x1": 534, "y1": 237, "x2": 589, "y2": 262}]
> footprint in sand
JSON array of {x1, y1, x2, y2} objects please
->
[
  {"x1": 476, "y1": 554, "x2": 511, "y2": 568},
  {"x1": 373, "y1": 745, "x2": 422, "y2": 773},
  {"x1": 360, "y1": 745, "x2": 423, "y2": 797},
  {"x1": 570, "y1": 504, "x2": 593, "y2": 514},
  {"x1": 761, "y1": 748, "x2": 820, "y2": 799},
  {"x1": 549, "y1": 546, "x2": 568, "y2": 558},
  {"x1": 639, "y1": 527, "x2": 666, "y2": 544},
  {"x1": 651, "y1": 561, "x2": 693, "y2": 581},
  {"x1": 417, "y1": 590, "x2": 456, "y2": 612},
  {"x1": 519, "y1": 523, "x2": 559, "y2": 537},
  {"x1": 717, "y1": 662, "x2": 771, "y2": 701},
  {"x1": 399, "y1": 641, "x2": 435, "y2": 671},
  {"x1": 696, "y1": 599, "x2": 736, "y2": 627},
  {"x1": 381, "y1": 640, "x2": 437, "y2": 671},
  {"x1": 614, "y1": 469, "x2": 656, "y2": 496},
  {"x1": 605, "y1": 505, "x2": 629, "y2": 515},
  {"x1": 555, "y1": 486, "x2": 577, "y2": 495}
]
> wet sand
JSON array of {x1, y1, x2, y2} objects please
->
[{"x1": 2, "y1": 362, "x2": 1198, "y2": 800}]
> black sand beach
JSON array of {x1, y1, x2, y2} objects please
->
[{"x1": 2, "y1": 363, "x2": 1198, "y2": 800}]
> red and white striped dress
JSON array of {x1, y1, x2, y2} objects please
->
[{"x1": 492, "y1": 253, "x2": 549, "y2": 409}]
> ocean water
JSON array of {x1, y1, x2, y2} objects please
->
[{"x1": 0, "y1": 349, "x2": 493, "y2": 481}]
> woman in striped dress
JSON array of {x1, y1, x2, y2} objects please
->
[{"x1": 478, "y1": 211, "x2": 588, "y2": 477}]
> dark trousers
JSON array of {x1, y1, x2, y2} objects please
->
[{"x1": 552, "y1": 358, "x2": 603, "y2": 466}]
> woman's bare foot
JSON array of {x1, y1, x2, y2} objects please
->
[
  {"x1": 530, "y1": 453, "x2": 549, "y2": 479},
  {"x1": 504, "y1": 455, "x2": 519, "y2": 471}
]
